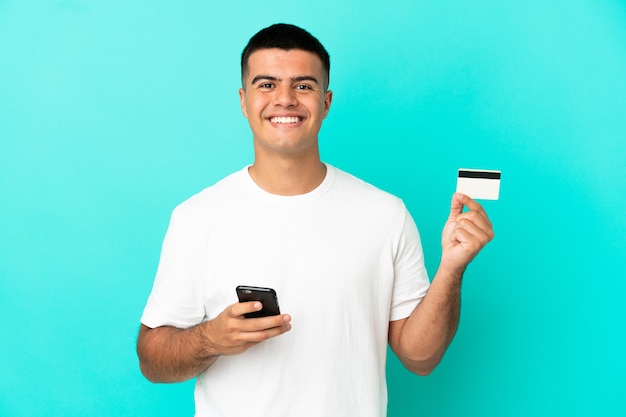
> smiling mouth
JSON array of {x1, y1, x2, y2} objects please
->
[{"x1": 269, "y1": 116, "x2": 303, "y2": 124}]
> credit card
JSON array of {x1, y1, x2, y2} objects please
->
[{"x1": 456, "y1": 169, "x2": 501, "y2": 200}]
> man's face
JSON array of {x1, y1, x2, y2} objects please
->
[{"x1": 239, "y1": 48, "x2": 332, "y2": 159}]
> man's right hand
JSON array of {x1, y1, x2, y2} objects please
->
[
  {"x1": 203, "y1": 302, "x2": 292, "y2": 356},
  {"x1": 137, "y1": 303, "x2": 291, "y2": 383}
]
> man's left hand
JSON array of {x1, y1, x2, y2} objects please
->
[{"x1": 440, "y1": 193, "x2": 494, "y2": 275}]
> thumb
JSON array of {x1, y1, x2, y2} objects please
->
[{"x1": 448, "y1": 193, "x2": 465, "y2": 220}]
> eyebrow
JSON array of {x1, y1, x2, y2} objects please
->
[{"x1": 251, "y1": 75, "x2": 320, "y2": 85}]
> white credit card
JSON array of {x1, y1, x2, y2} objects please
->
[{"x1": 456, "y1": 169, "x2": 501, "y2": 200}]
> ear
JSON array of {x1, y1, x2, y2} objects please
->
[
  {"x1": 239, "y1": 88, "x2": 248, "y2": 118},
  {"x1": 323, "y1": 90, "x2": 333, "y2": 118}
]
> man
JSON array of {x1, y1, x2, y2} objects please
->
[{"x1": 137, "y1": 23, "x2": 493, "y2": 416}]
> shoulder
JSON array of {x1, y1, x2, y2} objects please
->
[
  {"x1": 170, "y1": 167, "x2": 249, "y2": 221},
  {"x1": 330, "y1": 165, "x2": 406, "y2": 212}
]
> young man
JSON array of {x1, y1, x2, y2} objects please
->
[{"x1": 137, "y1": 23, "x2": 493, "y2": 416}]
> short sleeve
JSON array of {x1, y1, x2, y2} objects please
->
[
  {"x1": 389, "y1": 209, "x2": 430, "y2": 321},
  {"x1": 140, "y1": 206, "x2": 207, "y2": 329}
]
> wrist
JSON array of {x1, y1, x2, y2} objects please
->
[
  {"x1": 436, "y1": 262, "x2": 466, "y2": 284},
  {"x1": 195, "y1": 321, "x2": 220, "y2": 359}
]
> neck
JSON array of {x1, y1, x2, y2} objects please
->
[{"x1": 248, "y1": 155, "x2": 327, "y2": 196}]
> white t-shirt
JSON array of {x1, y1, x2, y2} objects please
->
[{"x1": 141, "y1": 164, "x2": 430, "y2": 417}]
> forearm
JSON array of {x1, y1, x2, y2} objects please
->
[
  {"x1": 137, "y1": 323, "x2": 218, "y2": 383},
  {"x1": 392, "y1": 193, "x2": 493, "y2": 375},
  {"x1": 394, "y1": 266, "x2": 464, "y2": 375}
]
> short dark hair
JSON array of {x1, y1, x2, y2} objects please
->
[{"x1": 241, "y1": 23, "x2": 330, "y2": 90}]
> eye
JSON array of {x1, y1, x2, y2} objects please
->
[
  {"x1": 295, "y1": 84, "x2": 313, "y2": 91},
  {"x1": 258, "y1": 82, "x2": 274, "y2": 89}
]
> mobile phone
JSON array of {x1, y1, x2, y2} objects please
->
[{"x1": 236, "y1": 285, "x2": 281, "y2": 318}]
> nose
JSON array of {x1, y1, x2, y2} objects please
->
[{"x1": 273, "y1": 84, "x2": 297, "y2": 107}]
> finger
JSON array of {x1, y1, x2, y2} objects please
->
[
  {"x1": 240, "y1": 314, "x2": 292, "y2": 332},
  {"x1": 228, "y1": 302, "x2": 291, "y2": 329},
  {"x1": 236, "y1": 322, "x2": 293, "y2": 343},
  {"x1": 455, "y1": 194, "x2": 493, "y2": 229},
  {"x1": 448, "y1": 192, "x2": 466, "y2": 219},
  {"x1": 232, "y1": 315, "x2": 292, "y2": 339},
  {"x1": 455, "y1": 210, "x2": 493, "y2": 236},
  {"x1": 456, "y1": 194, "x2": 488, "y2": 217},
  {"x1": 453, "y1": 218, "x2": 493, "y2": 245},
  {"x1": 230, "y1": 301, "x2": 263, "y2": 317}
]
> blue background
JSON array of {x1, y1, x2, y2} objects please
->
[{"x1": 1, "y1": 1, "x2": 625, "y2": 416}]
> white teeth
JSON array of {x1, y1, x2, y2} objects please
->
[{"x1": 270, "y1": 116, "x2": 300, "y2": 124}]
